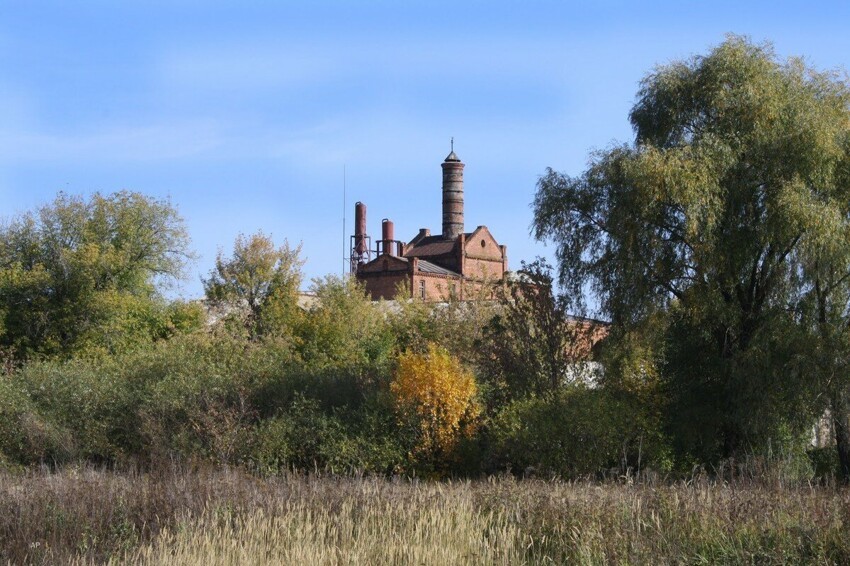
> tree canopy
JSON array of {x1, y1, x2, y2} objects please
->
[
  {"x1": 0, "y1": 191, "x2": 195, "y2": 359},
  {"x1": 480, "y1": 259, "x2": 591, "y2": 404},
  {"x1": 533, "y1": 36, "x2": 850, "y2": 464},
  {"x1": 203, "y1": 232, "x2": 303, "y2": 340}
]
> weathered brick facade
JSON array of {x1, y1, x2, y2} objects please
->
[{"x1": 353, "y1": 149, "x2": 509, "y2": 301}]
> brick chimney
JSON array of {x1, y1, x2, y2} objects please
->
[{"x1": 441, "y1": 140, "x2": 464, "y2": 240}]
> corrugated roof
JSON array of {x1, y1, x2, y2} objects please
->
[{"x1": 417, "y1": 259, "x2": 459, "y2": 277}]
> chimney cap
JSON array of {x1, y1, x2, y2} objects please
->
[{"x1": 444, "y1": 137, "x2": 461, "y2": 162}]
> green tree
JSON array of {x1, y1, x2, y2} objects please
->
[
  {"x1": 0, "y1": 191, "x2": 194, "y2": 359},
  {"x1": 297, "y1": 275, "x2": 392, "y2": 370},
  {"x1": 203, "y1": 232, "x2": 304, "y2": 340},
  {"x1": 533, "y1": 36, "x2": 850, "y2": 465},
  {"x1": 796, "y1": 144, "x2": 850, "y2": 480},
  {"x1": 479, "y1": 259, "x2": 595, "y2": 406},
  {"x1": 389, "y1": 282, "x2": 495, "y2": 367}
]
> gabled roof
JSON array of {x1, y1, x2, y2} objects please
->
[
  {"x1": 405, "y1": 235, "x2": 457, "y2": 258},
  {"x1": 465, "y1": 225, "x2": 497, "y2": 243},
  {"x1": 356, "y1": 254, "x2": 459, "y2": 277},
  {"x1": 357, "y1": 253, "x2": 409, "y2": 273}
]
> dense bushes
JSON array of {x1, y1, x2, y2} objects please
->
[
  {"x1": 0, "y1": 266, "x2": 827, "y2": 480},
  {"x1": 252, "y1": 397, "x2": 405, "y2": 473},
  {"x1": 18, "y1": 360, "x2": 137, "y2": 463},
  {"x1": 0, "y1": 218, "x2": 679, "y2": 478},
  {"x1": 0, "y1": 377, "x2": 71, "y2": 465},
  {"x1": 0, "y1": 228, "x2": 836, "y2": 481},
  {"x1": 490, "y1": 388, "x2": 625, "y2": 476},
  {"x1": 0, "y1": 268, "x2": 590, "y2": 477},
  {"x1": 0, "y1": 283, "x2": 416, "y2": 473}
]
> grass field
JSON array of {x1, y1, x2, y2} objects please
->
[{"x1": 2, "y1": 466, "x2": 849, "y2": 564}]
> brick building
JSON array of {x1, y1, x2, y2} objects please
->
[{"x1": 351, "y1": 147, "x2": 509, "y2": 301}]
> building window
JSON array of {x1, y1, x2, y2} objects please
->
[
  {"x1": 480, "y1": 239, "x2": 486, "y2": 248},
  {"x1": 419, "y1": 280, "x2": 426, "y2": 299}
]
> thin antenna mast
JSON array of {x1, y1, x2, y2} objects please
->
[{"x1": 342, "y1": 164, "x2": 346, "y2": 277}]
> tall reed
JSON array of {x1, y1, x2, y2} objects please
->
[{"x1": 2, "y1": 466, "x2": 849, "y2": 565}]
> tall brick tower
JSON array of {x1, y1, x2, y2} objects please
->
[{"x1": 441, "y1": 140, "x2": 464, "y2": 240}]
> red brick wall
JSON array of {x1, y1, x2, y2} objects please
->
[
  {"x1": 463, "y1": 228, "x2": 506, "y2": 281},
  {"x1": 411, "y1": 273, "x2": 462, "y2": 301},
  {"x1": 463, "y1": 257, "x2": 504, "y2": 280},
  {"x1": 359, "y1": 271, "x2": 410, "y2": 300}
]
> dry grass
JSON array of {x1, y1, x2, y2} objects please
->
[
  {"x1": 2, "y1": 466, "x2": 849, "y2": 565},
  {"x1": 113, "y1": 498, "x2": 520, "y2": 565}
]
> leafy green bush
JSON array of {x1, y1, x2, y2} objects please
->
[
  {"x1": 297, "y1": 276, "x2": 395, "y2": 371},
  {"x1": 130, "y1": 334, "x2": 283, "y2": 465},
  {"x1": 124, "y1": 333, "x2": 397, "y2": 470},
  {"x1": 489, "y1": 387, "x2": 635, "y2": 477},
  {"x1": 250, "y1": 365, "x2": 370, "y2": 420},
  {"x1": 16, "y1": 359, "x2": 139, "y2": 463},
  {"x1": 0, "y1": 377, "x2": 73, "y2": 465},
  {"x1": 809, "y1": 446, "x2": 839, "y2": 481},
  {"x1": 251, "y1": 396, "x2": 405, "y2": 473},
  {"x1": 4, "y1": 328, "x2": 406, "y2": 470}
]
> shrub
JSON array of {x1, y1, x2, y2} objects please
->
[
  {"x1": 297, "y1": 276, "x2": 394, "y2": 371},
  {"x1": 251, "y1": 396, "x2": 405, "y2": 473},
  {"x1": 132, "y1": 335, "x2": 271, "y2": 466},
  {"x1": 391, "y1": 344, "x2": 480, "y2": 470},
  {"x1": 16, "y1": 359, "x2": 138, "y2": 463},
  {"x1": 389, "y1": 295, "x2": 495, "y2": 367},
  {"x1": 0, "y1": 376, "x2": 73, "y2": 465},
  {"x1": 490, "y1": 387, "x2": 636, "y2": 477}
]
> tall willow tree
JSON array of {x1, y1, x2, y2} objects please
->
[{"x1": 533, "y1": 36, "x2": 850, "y2": 468}]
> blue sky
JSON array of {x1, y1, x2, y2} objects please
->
[{"x1": 2, "y1": 1, "x2": 849, "y2": 299}]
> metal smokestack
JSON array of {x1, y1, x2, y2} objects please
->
[
  {"x1": 350, "y1": 201, "x2": 372, "y2": 272},
  {"x1": 441, "y1": 142, "x2": 464, "y2": 240},
  {"x1": 381, "y1": 218, "x2": 395, "y2": 256}
]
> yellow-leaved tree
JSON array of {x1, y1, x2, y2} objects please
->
[{"x1": 391, "y1": 343, "x2": 480, "y2": 467}]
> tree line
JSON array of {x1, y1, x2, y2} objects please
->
[{"x1": 1, "y1": 35, "x2": 849, "y2": 481}]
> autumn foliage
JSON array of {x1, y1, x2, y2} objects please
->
[{"x1": 391, "y1": 344, "x2": 480, "y2": 463}]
